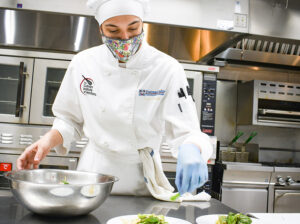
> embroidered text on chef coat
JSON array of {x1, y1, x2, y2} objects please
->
[{"x1": 139, "y1": 89, "x2": 166, "y2": 96}]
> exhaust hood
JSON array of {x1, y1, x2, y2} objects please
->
[
  {"x1": 0, "y1": 8, "x2": 245, "y2": 63},
  {"x1": 0, "y1": 5, "x2": 299, "y2": 68},
  {"x1": 214, "y1": 36, "x2": 300, "y2": 68},
  {"x1": 214, "y1": 0, "x2": 300, "y2": 68}
]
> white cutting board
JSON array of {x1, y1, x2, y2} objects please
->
[{"x1": 250, "y1": 213, "x2": 300, "y2": 224}]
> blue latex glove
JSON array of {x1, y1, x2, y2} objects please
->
[{"x1": 175, "y1": 144, "x2": 208, "y2": 195}]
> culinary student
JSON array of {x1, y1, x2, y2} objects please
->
[{"x1": 17, "y1": 0, "x2": 213, "y2": 196}]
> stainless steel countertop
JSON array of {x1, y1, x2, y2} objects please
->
[{"x1": 0, "y1": 195, "x2": 236, "y2": 224}]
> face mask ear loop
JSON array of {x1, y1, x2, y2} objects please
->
[
  {"x1": 99, "y1": 25, "x2": 106, "y2": 38},
  {"x1": 99, "y1": 26, "x2": 103, "y2": 41}
]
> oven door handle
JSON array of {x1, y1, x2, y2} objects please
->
[
  {"x1": 258, "y1": 109, "x2": 300, "y2": 116},
  {"x1": 275, "y1": 192, "x2": 300, "y2": 202},
  {"x1": 15, "y1": 62, "x2": 27, "y2": 117}
]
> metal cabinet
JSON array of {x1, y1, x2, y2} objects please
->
[
  {"x1": 222, "y1": 185, "x2": 268, "y2": 213},
  {"x1": 219, "y1": 167, "x2": 273, "y2": 213},
  {"x1": 0, "y1": 56, "x2": 33, "y2": 124}
]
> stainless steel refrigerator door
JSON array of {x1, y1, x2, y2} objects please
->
[
  {"x1": 30, "y1": 59, "x2": 70, "y2": 125},
  {"x1": 274, "y1": 190, "x2": 300, "y2": 213},
  {"x1": 0, "y1": 56, "x2": 33, "y2": 124},
  {"x1": 221, "y1": 186, "x2": 268, "y2": 213}
]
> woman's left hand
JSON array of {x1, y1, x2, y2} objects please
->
[{"x1": 175, "y1": 144, "x2": 208, "y2": 195}]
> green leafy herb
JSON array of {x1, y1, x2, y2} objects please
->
[
  {"x1": 217, "y1": 213, "x2": 252, "y2": 224},
  {"x1": 170, "y1": 193, "x2": 180, "y2": 201},
  {"x1": 217, "y1": 216, "x2": 227, "y2": 224},
  {"x1": 61, "y1": 176, "x2": 69, "y2": 185},
  {"x1": 136, "y1": 214, "x2": 168, "y2": 224}
]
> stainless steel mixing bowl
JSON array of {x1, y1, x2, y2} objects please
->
[{"x1": 5, "y1": 169, "x2": 118, "y2": 216}]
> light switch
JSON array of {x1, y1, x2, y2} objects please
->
[{"x1": 234, "y1": 13, "x2": 247, "y2": 28}]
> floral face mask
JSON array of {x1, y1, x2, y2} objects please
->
[{"x1": 101, "y1": 31, "x2": 144, "y2": 63}]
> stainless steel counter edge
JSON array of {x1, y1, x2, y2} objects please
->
[
  {"x1": 274, "y1": 167, "x2": 300, "y2": 172},
  {"x1": 223, "y1": 162, "x2": 274, "y2": 172}
]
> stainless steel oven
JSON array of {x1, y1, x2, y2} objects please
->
[
  {"x1": 0, "y1": 49, "x2": 73, "y2": 125},
  {"x1": 0, "y1": 55, "x2": 34, "y2": 124},
  {"x1": 0, "y1": 49, "x2": 88, "y2": 147},
  {"x1": 237, "y1": 80, "x2": 300, "y2": 128},
  {"x1": 268, "y1": 167, "x2": 300, "y2": 213},
  {"x1": 0, "y1": 49, "x2": 87, "y2": 189},
  {"x1": 182, "y1": 63, "x2": 219, "y2": 137}
]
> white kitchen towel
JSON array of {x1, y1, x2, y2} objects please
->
[{"x1": 138, "y1": 147, "x2": 211, "y2": 202}]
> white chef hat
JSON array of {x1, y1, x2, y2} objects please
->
[{"x1": 87, "y1": 0, "x2": 150, "y2": 25}]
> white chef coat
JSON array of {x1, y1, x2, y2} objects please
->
[{"x1": 52, "y1": 40, "x2": 213, "y2": 195}]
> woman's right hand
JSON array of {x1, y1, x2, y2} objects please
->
[
  {"x1": 17, "y1": 129, "x2": 63, "y2": 170},
  {"x1": 17, "y1": 139, "x2": 51, "y2": 170}
]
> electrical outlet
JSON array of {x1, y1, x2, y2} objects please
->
[
  {"x1": 217, "y1": 20, "x2": 234, "y2": 30},
  {"x1": 234, "y1": 13, "x2": 247, "y2": 28}
]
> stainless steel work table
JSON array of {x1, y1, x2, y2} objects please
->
[{"x1": 0, "y1": 195, "x2": 236, "y2": 224}]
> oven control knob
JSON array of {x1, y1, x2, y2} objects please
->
[
  {"x1": 286, "y1": 176, "x2": 294, "y2": 185},
  {"x1": 276, "y1": 176, "x2": 285, "y2": 186}
]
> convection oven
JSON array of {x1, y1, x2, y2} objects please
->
[
  {"x1": 0, "y1": 49, "x2": 87, "y2": 193},
  {"x1": 0, "y1": 49, "x2": 73, "y2": 125}
]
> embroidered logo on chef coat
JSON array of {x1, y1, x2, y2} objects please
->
[
  {"x1": 80, "y1": 75, "x2": 97, "y2": 96},
  {"x1": 139, "y1": 89, "x2": 166, "y2": 96}
]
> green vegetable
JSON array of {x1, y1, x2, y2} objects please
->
[
  {"x1": 217, "y1": 216, "x2": 227, "y2": 224},
  {"x1": 137, "y1": 214, "x2": 168, "y2": 224},
  {"x1": 170, "y1": 193, "x2": 180, "y2": 201},
  {"x1": 217, "y1": 213, "x2": 252, "y2": 224},
  {"x1": 61, "y1": 176, "x2": 69, "y2": 185},
  {"x1": 236, "y1": 214, "x2": 252, "y2": 224},
  {"x1": 226, "y1": 213, "x2": 238, "y2": 224}
]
